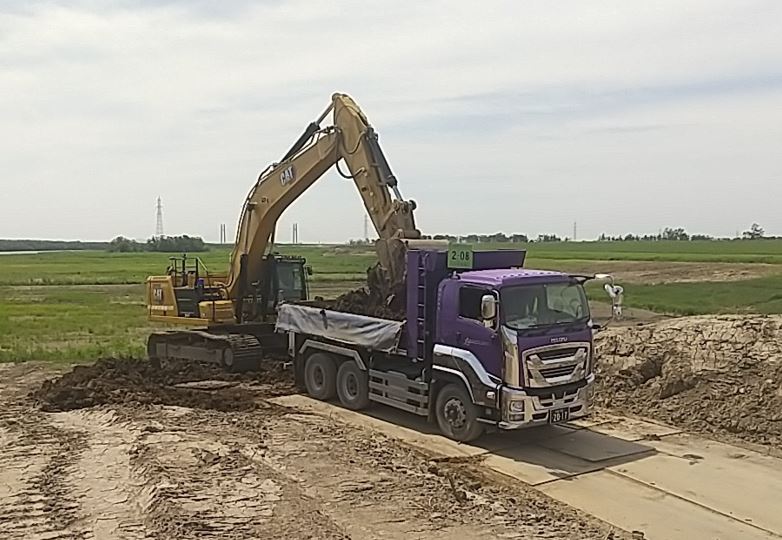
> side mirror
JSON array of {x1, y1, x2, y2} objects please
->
[
  {"x1": 481, "y1": 294, "x2": 497, "y2": 321},
  {"x1": 305, "y1": 265, "x2": 313, "y2": 276}
]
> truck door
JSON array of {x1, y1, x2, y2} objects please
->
[{"x1": 444, "y1": 284, "x2": 503, "y2": 379}]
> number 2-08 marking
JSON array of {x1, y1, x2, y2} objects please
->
[{"x1": 448, "y1": 244, "x2": 473, "y2": 269}]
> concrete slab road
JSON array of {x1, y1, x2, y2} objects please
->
[{"x1": 271, "y1": 395, "x2": 782, "y2": 540}]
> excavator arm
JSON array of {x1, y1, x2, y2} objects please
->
[{"x1": 225, "y1": 93, "x2": 421, "y2": 315}]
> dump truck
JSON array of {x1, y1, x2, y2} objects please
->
[{"x1": 277, "y1": 247, "x2": 623, "y2": 441}]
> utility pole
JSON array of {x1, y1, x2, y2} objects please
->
[
  {"x1": 155, "y1": 197, "x2": 164, "y2": 238},
  {"x1": 573, "y1": 221, "x2": 577, "y2": 241}
]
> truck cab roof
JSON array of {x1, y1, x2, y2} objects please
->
[{"x1": 457, "y1": 268, "x2": 570, "y2": 289}]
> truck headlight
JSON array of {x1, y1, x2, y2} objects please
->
[{"x1": 509, "y1": 400, "x2": 525, "y2": 413}]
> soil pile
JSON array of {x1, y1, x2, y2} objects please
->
[
  {"x1": 595, "y1": 315, "x2": 782, "y2": 448},
  {"x1": 32, "y1": 357, "x2": 296, "y2": 412}
]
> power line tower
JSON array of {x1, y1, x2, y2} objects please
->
[
  {"x1": 292, "y1": 223, "x2": 299, "y2": 244},
  {"x1": 155, "y1": 197, "x2": 164, "y2": 238},
  {"x1": 363, "y1": 214, "x2": 369, "y2": 242}
]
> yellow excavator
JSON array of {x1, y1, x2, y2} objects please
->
[{"x1": 145, "y1": 93, "x2": 422, "y2": 370}]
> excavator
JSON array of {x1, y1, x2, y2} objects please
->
[{"x1": 145, "y1": 93, "x2": 422, "y2": 370}]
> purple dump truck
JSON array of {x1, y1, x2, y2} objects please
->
[{"x1": 276, "y1": 248, "x2": 622, "y2": 442}]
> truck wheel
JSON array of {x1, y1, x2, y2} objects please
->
[
  {"x1": 435, "y1": 383, "x2": 484, "y2": 442},
  {"x1": 304, "y1": 353, "x2": 337, "y2": 400},
  {"x1": 336, "y1": 361, "x2": 370, "y2": 410}
]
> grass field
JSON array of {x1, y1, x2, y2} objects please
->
[
  {"x1": 1, "y1": 240, "x2": 781, "y2": 361},
  {"x1": 3, "y1": 239, "x2": 782, "y2": 286},
  {"x1": 0, "y1": 246, "x2": 375, "y2": 286}
]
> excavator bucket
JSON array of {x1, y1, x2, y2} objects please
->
[
  {"x1": 368, "y1": 238, "x2": 408, "y2": 314},
  {"x1": 370, "y1": 238, "x2": 450, "y2": 315}
]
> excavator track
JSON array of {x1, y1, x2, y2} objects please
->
[{"x1": 147, "y1": 330, "x2": 264, "y2": 372}]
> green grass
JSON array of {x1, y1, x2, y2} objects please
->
[
  {"x1": 0, "y1": 285, "x2": 152, "y2": 362},
  {"x1": 477, "y1": 239, "x2": 782, "y2": 264},
  {"x1": 0, "y1": 279, "x2": 365, "y2": 363},
  {"x1": 2, "y1": 240, "x2": 781, "y2": 286},
  {"x1": 611, "y1": 275, "x2": 782, "y2": 316},
  {"x1": 2, "y1": 240, "x2": 782, "y2": 362},
  {"x1": 0, "y1": 246, "x2": 375, "y2": 286}
]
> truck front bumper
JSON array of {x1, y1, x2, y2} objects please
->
[{"x1": 496, "y1": 375, "x2": 593, "y2": 430}]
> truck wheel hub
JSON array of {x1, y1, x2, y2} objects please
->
[
  {"x1": 313, "y1": 366, "x2": 324, "y2": 387},
  {"x1": 344, "y1": 373, "x2": 358, "y2": 397},
  {"x1": 444, "y1": 398, "x2": 467, "y2": 428}
]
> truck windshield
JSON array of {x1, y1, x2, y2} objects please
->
[{"x1": 501, "y1": 281, "x2": 589, "y2": 331}]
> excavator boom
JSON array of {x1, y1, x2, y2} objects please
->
[{"x1": 226, "y1": 93, "x2": 420, "y2": 315}]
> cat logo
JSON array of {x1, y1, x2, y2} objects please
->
[
  {"x1": 280, "y1": 166, "x2": 295, "y2": 185},
  {"x1": 153, "y1": 286, "x2": 164, "y2": 304}
]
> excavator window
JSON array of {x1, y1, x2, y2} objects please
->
[{"x1": 276, "y1": 261, "x2": 306, "y2": 302}]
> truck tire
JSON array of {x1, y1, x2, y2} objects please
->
[
  {"x1": 336, "y1": 361, "x2": 370, "y2": 410},
  {"x1": 304, "y1": 352, "x2": 337, "y2": 400},
  {"x1": 435, "y1": 383, "x2": 484, "y2": 442}
]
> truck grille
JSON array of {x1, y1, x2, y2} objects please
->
[
  {"x1": 521, "y1": 342, "x2": 591, "y2": 389},
  {"x1": 537, "y1": 347, "x2": 581, "y2": 361},
  {"x1": 539, "y1": 365, "x2": 576, "y2": 378}
]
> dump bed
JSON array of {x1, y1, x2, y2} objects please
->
[{"x1": 275, "y1": 304, "x2": 405, "y2": 353}]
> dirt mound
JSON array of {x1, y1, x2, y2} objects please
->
[
  {"x1": 595, "y1": 315, "x2": 782, "y2": 448},
  {"x1": 32, "y1": 357, "x2": 296, "y2": 412}
]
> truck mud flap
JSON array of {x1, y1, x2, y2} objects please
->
[{"x1": 368, "y1": 370, "x2": 428, "y2": 416}]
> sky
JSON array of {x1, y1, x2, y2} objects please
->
[{"x1": 1, "y1": 0, "x2": 781, "y2": 243}]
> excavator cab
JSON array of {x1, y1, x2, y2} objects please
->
[
  {"x1": 254, "y1": 254, "x2": 309, "y2": 318},
  {"x1": 146, "y1": 253, "x2": 310, "y2": 325}
]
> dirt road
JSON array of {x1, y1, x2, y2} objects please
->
[{"x1": 0, "y1": 361, "x2": 625, "y2": 540}]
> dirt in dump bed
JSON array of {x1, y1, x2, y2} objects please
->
[
  {"x1": 32, "y1": 357, "x2": 296, "y2": 412},
  {"x1": 310, "y1": 262, "x2": 407, "y2": 320},
  {"x1": 314, "y1": 288, "x2": 406, "y2": 320},
  {"x1": 595, "y1": 315, "x2": 782, "y2": 449}
]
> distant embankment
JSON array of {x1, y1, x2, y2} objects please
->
[{"x1": 0, "y1": 239, "x2": 109, "y2": 252}]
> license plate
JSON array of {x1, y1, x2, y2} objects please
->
[{"x1": 549, "y1": 408, "x2": 570, "y2": 423}]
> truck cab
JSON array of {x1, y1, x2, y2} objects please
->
[{"x1": 433, "y1": 268, "x2": 595, "y2": 436}]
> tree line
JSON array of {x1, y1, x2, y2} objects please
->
[
  {"x1": 108, "y1": 235, "x2": 207, "y2": 252},
  {"x1": 0, "y1": 239, "x2": 110, "y2": 252},
  {"x1": 348, "y1": 223, "x2": 772, "y2": 244},
  {"x1": 597, "y1": 223, "x2": 768, "y2": 242}
]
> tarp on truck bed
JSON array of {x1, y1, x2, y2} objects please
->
[{"x1": 275, "y1": 304, "x2": 404, "y2": 353}]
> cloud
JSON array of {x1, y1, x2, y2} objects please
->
[{"x1": 0, "y1": 0, "x2": 781, "y2": 242}]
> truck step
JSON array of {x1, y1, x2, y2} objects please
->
[{"x1": 368, "y1": 369, "x2": 428, "y2": 416}]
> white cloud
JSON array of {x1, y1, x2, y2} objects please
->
[{"x1": 0, "y1": 0, "x2": 780, "y2": 242}]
